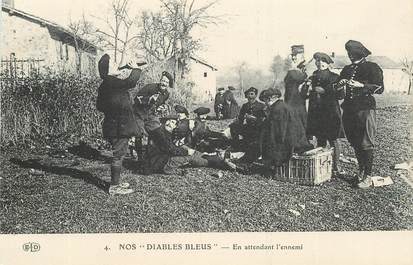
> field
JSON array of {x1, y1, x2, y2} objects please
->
[{"x1": 1, "y1": 94, "x2": 412, "y2": 233}]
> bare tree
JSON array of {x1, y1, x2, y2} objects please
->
[
  {"x1": 401, "y1": 58, "x2": 413, "y2": 95},
  {"x1": 138, "y1": 0, "x2": 221, "y2": 84},
  {"x1": 95, "y1": 0, "x2": 139, "y2": 66},
  {"x1": 68, "y1": 15, "x2": 102, "y2": 75}
]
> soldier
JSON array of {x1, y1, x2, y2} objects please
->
[
  {"x1": 96, "y1": 54, "x2": 144, "y2": 195},
  {"x1": 191, "y1": 107, "x2": 227, "y2": 153},
  {"x1": 306, "y1": 52, "x2": 345, "y2": 175},
  {"x1": 229, "y1": 87, "x2": 266, "y2": 161},
  {"x1": 172, "y1": 105, "x2": 193, "y2": 147},
  {"x1": 222, "y1": 88, "x2": 240, "y2": 119},
  {"x1": 145, "y1": 115, "x2": 236, "y2": 175},
  {"x1": 260, "y1": 88, "x2": 311, "y2": 176},
  {"x1": 214, "y1": 87, "x2": 225, "y2": 119},
  {"x1": 132, "y1": 71, "x2": 173, "y2": 160},
  {"x1": 335, "y1": 40, "x2": 384, "y2": 188},
  {"x1": 284, "y1": 45, "x2": 309, "y2": 130}
]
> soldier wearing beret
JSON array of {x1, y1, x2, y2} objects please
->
[
  {"x1": 306, "y1": 52, "x2": 345, "y2": 175},
  {"x1": 214, "y1": 87, "x2": 225, "y2": 119},
  {"x1": 335, "y1": 40, "x2": 384, "y2": 188},
  {"x1": 190, "y1": 107, "x2": 227, "y2": 153},
  {"x1": 260, "y1": 88, "x2": 312, "y2": 175},
  {"x1": 96, "y1": 54, "x2": 144, "y2": 195},
  {"x1": 229, "y1": 87, "x2": 266, "y2": 162},
  {"x1": 132, "y1": 71, "x2": 173, "y2": 160},
  {"x1": 145, "y1": 115, "x2": 235, "y2": 174},
  {"x1": 172, "y1": 105, "x2": 193, "y2": 147}
]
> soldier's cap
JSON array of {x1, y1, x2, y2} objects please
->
[
  {"x1": 174, "y1": 105, "x2": 189, "y2": 115},
  {"x1": 160, "y1": 114, "x2": 179, "y2": 123},
  {"x1": 345, "y1": 40, "x2": 371, "y2": 58},
  {"x1": 313, "y1": 52, "x2": 334, "y2": 64},
  {"x1": 244, "y1": 87, "x2": 258, "y2": 97},
  {"x1": 228, "y1": 86, "x2": 236, "y2": 90},
  {"x1": 217, "y1": 87, "x2": 225, "y2": 91},
  {"x1": 193, "y1": 107, "x2": 210, "y2": 115},
  {"x1": 291, "y1": 45, "x2": 304, "y2": 55},
  {"x1": 259, "y1": 88, "x2": 282, "y2": 101},
  {"x1": 161, "y1": 71, "x2": 174, "y2": 87}
]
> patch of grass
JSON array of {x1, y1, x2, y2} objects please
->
[{"x1": 1, "y1": 95, "x2": 413, "y2": 233}]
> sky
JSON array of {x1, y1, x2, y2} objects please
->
[{"x1": 10, "y1": 0, "x2": 413, "y2": 72}]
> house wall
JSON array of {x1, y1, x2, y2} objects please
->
[
  {"x1": 188, "y1": 61, "x2": 217, "y2": 103},
  {"x1": 1, "y1": 9, "x2": 97, "y2": 76},
  {"x1": 1, "y1": 11, "x2": 50, "y2": 60}
]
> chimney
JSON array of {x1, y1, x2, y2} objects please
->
[{"x1": 3, "y1": 0, "x2": 15, "y2": 8}]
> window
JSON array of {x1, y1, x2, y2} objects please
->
[{"x1": 203, "y1": 72, "x2": 207, "y2": 77}]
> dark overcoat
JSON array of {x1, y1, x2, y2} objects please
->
[
  {"x1": 284, "y1": 69, "x2": 308, "y2": 129},
  {"x1": 96, "y1": 69, "x2": 142, "y2": 139},
  {"x1": 306, "y1": 69, "x2": 345, "y2": 140},
  {"x1": 261, "y1": 99, "x2": 310, "y2": 166},
  {"x1": 146, "y1": 127, "x2": 188, "y2": 173}
]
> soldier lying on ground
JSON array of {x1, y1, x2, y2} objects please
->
[{"x1": 144, "y1": 115, "x2": 237, "y2": 175}]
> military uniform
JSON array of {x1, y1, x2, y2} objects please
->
[
  {"x1": 214, "y1": 88, "x2": 225, "y2": 119},
  {"x1": 336, "y1": 40, "x2": 384, "y2": 186},
  {"x1": 96, "y1": 55, "x2": 142, "y2": 187},
  {"x1": 284, "y1": 69, "x2": 308, "y2": 129}
]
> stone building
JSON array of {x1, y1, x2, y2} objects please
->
[{"x1": 1, "y1": 0, "x2": 99, "y2": 77}]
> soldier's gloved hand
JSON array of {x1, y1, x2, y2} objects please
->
[
  {"x1": 314, "y1": 86, "x2": 325, "y2": 94},
  {"x1": 348, "y1": 80, "x2": 364, "y2": 88},
  {"x1": 187, "y1": 148, "x2": 195, "y2": 156}
]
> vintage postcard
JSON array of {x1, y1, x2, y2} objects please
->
[{"x1": 1, "y1": 0, "x2": 412, "y2": 264}]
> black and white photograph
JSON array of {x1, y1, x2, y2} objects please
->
[{"x1": 0, "y1": 0, "x2": 412, "y2": 263}]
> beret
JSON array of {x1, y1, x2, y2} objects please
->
[
  {"x1": 228, "y1": 86, "x2": 236, "y2": 90},
  {"x1": 193, "y1": 107, "x2": 210, "y2": 115},
  {"x1": 161, "y1": 71, "x2": 174, "y2": 87},
  {"x1": 345, "y1": 40, "x2": 371, "y2": 58},
  {"x1": 244, "y1": 87, "x2": 258, "y2": 97},
  {"x1": 174, "y1": 105, "x2": 189, "y2": 115},
  {"x1": 160, "y1": 114, "x2": 179, "y2": 123},
  {"x1": 217, "y1": 87, "x2": 225, "y2": 91},
  {"x1": 313, "y1": 52, "x2": 334, "y2": 64},
  {"x1": 259, "y1": 88, "x2": 282, "y2": 101},
  {"x1": 291, "y1": 45, "x2": 304, "y2": 55}
]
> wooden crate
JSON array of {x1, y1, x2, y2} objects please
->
[{"x1": 273, "y1": 148, "x2": 333, "y2": 185}]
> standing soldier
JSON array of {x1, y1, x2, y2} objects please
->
[
  {"x1": 96, "y1": 54, "x2": 144, "y2": 195},
  {"x1": 214, "y1": 87, "x2": 225, "y2": 119},
  {"x1": 335, "y1": 40, "x2": 384, "y2": 188},
  {"x1": 284, "y1": 45, "x2": 309, "y2": 130},
  {"x1": 222, "y1": 87, "x2": 240, "y2": 119},
  {"x1": 306, "y1": 52, "x2": 345, "y2": 175},
  {"x1": 132, "y1": 71, "x2": 173, "y2": 160}
]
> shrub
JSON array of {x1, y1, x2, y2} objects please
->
[{"x1": 0, "y1": 70, "x2": 102, "y2": 146}]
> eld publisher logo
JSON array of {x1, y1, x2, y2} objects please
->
[{"x1": 22, "y1": 242, "x2": 41, "y2": 252}]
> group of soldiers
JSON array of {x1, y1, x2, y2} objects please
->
[{"x1": 97, "y1": 39, "x2": 384, "y2": 195}]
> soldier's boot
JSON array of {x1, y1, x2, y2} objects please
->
[
  {"x1": 354, "y1": 148, "x2": 365, "y2": 183},
  {"x1": 358, "y1": 149, "x2": 374, "y2": 189}
]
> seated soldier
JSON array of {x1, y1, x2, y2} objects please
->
[
  {"x1": 260, "y1": 88, "x2": 313, "y2": 176},
  {"x1": 230, "y1": 87, "x2": 266, "y2": 161},
  {"x1": 191, "y1": 107, "x2": 229, "y2": 153},
  {"x1": 145, "y1": 115, "x2": 236, "y2": 175},
  {"x1": 172, "y1": 105, "x2": 194, "y2": 146}
]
